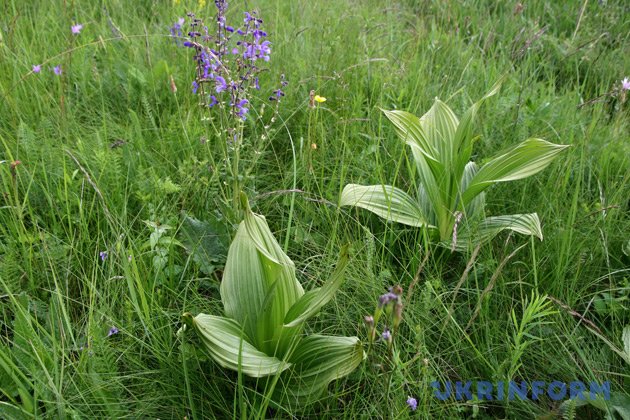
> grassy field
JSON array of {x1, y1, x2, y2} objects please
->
[{"x1": 1, "y1": 0, "x2": 629, "y2": 418}]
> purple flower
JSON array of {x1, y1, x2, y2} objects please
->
[
  {"x1": 378, "y1": 292, "x2": 399, "y2": 307},
  {"x1": 234, "y1": 98, "x2": 249, "y2": 120},
  {"x1": 269, "y1": 89, "x2": 284, "y2": 101},
  {"x1": 107, "y1": 326, "x2": 119, "y2": 337},
  {"x1": 254, "y1": 77, "x2": 260, "y2": 90},
  {"x1": 407, "y1": 397, "x2": 418, "y2": 411},
  {"x1": 381, "y1": 329, "x2": 391, "y2": 341},
  {"x1": 71, "y1": 24, "x2": 83, "y2": 35},
  {"x1": 215, "y1": 76, "x2": 227, "y2": 93},
  {"x1": 53, "y1": 65, "x2": 62, "y2": 76},
  {"x1": 32, "y1": 65, "x2": 41, "y2": 74},
  {"x1": 622, "y1": 77, "x2": 630, "y2": 91},
  {"x1": 192, "y1": 80, "x2": 199, "y2": 94},
  {"x1": 99, "y1": 251, "x2": 108, "y2": 261},
  {"x1": 208, "y1": 95, "x2": 218, "y2": 107},
  {"x1": 183, "y1": 41, "x2": 194, "y2": 48}
]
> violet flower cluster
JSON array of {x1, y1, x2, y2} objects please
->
[
  {"x1": 170, "y1": 1, "x2": 286, "y2": 122},
  {"x1": 364, "y1": 285, "x2": 404, "y2": 347}
]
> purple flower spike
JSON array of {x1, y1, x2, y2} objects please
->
[
  {"x1": 107, "y1": 326, "x2": 119, "y2": 337},
  {"x1": 71, "y1": 24, "x2": 83, "y2": 35},
  {"x1": 32, "y1": 65, "x2": 41, "y2": 74},
  {"x1": 407, "y1": 397, "x2": 418, "y2": 411},
  {"x1": 53, "y1": 65, "x2": 62, "y2": 76}
]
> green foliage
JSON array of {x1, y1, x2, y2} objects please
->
[
  {"x1": 181, "y1": 194, "x2": 364, "y2": 406},
  {"x1": 341, "y1": 83, "x2": 569, "y2": 250}
]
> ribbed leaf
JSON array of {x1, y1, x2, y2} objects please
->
[
  {"x1": 381, "y1": 109, "x2": 439, "y2": 164},
  {"x1": 186, "y1": 313, "x2": 290, "y2": 378},
  {"x1": 283, "y1": 246, "x2": 349, "y2": 327},
  {"x1": 462, "y1": 138, "x2": 569, "y2": 205},
  {"x1": 340, "y1": 184, "x2": 434, "y2": 228},
  {"x1": 419, "y1": 99, "x2": 459, "y2": 164},
  {"x1": 381, "y1": 108, "x2": 448, "y2": 228},
  {"x1": 453, "y1": 78, "x2": 503, "y2": 176},
  {"x1": 221, "y1": 195, "x2": 303, "y2": 355},
  {"x1": 445, "y1": 213, "x2": 543, "y2": 251},
  {"x1": 459, "y1": 161, "x2": 485, "y2": 220},
  {"x1": 278, "y1": 335, "x2": 365, "y2": 404}
]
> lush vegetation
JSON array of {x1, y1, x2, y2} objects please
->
[{"x1": 0, "y1": 0, "x2": 628, "y2": 418}]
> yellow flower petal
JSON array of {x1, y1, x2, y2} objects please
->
[{"x1": 314, "y1": 95, "x2": 326, "y2": 103}]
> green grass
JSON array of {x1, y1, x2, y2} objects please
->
[{"x1": 1, "y1": 0, "x2": 629, "y2": 418}]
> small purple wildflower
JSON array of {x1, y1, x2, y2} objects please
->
[
  {"x1": 71, "y1": 24, "x2": 83, "y2": 35},
  {"x1": 378, "y1": 292, "x2": 399, "y2": 307},
  {"x1": 622, "y1": 77, "x2": 630, "y2": 91},
  {"x1": 107, "y1": 326, "x2": 119, "y2": 337},
  {"x1": 208, "y1": 95, "x2": 218, "y2": 107},
  {"x1": 215, "y1": 76, "x2": 227, "y2": 93},
  {"x1": 99, "y1": 251, "x2": 108, "y2": 261},
  {"x1": 234, "y1": 98, "x2": 249, "y2": 120},
  {"x1": 53, "y1": 65, "x2": 62, "y2": 76},
  {"x1": 254, "y1": 77, "x2": 260, "y2": 90},
  {"x1": 381, "y1": 329, "x2": 391, "y2": 341},
  {"x1": 192, "y1": 80, "x2": 199, "y2": 94},
  {"x1": 183, "y1": 41, "x2": 194, "y2": 48},
  {"x1": 407, "y1": 397, "x2": 418, "y2": 411},
  {"x1": 32, "y1": 65, "x2": 41, "y2": 74}
]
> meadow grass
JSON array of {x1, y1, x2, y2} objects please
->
[{"x1": 0, "y1": 0, "x2": 629, "y2": 418}]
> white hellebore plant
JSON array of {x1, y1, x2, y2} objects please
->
[
  {"x1": 341, "y1": 82, "x2": 569, "y2": 251},
  {"x1": 181, "y1": 194, "x2": 364, "y2": 405}
]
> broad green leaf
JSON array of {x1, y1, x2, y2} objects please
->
[
  {"x1": 462, "y1": 138, "x2": 569, "y2": 205},
  {"x1": 221, "y1": 198, "x2": 303, "y2": 354},
  {"x1": 453, "y1": 78, "x2": 504, "y2": 176},
  {"x1": 445, "y1": 213, "x2": 543, "y2": 251},
  {"x1": 381, "y1": 109, "x2": 439, "y2": 164},
  {"x1": 381, "y1": 108, "x2": 448, "y2": 218},
  {"x1": 340, "y1": 184, "x2": 434, "y2": 228},
  {"x1": 459, "y1": 161, "x2": 485, "y2": 220},
  {"x1": 278, "y1": 334, "x2": 365, "y2": 404},
  {"x1": 419, "y1": 99, "x2": 459, "y2": 165},
  {"x1": 186, "y1": 313, "x2": 290, "y2": 378},
  {"x1": 283, "y1": 246, "x2": 350, "y2": 327}
]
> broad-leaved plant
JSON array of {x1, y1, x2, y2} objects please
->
[
  {"x1": 181, "y1": 194, "x2": 364, "y2": 405},
  {"x1": 341, "y1": 83, "x2": 569, "y2": 250}
]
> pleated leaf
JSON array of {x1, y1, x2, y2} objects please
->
[
  {"x1": 340, "y1": 184, "x2": 434, "y2": 228},
  {"x1": 283, "y1": 246, "x2": 349, "y2": 327},
  {"x1": 453, "y1": 78, "x2": 503, "y2": 177},
  {"x1": 446, "y1": 213, "x2": 543, "y2": 251},
  {"x1": 186, "y1": 313, "x2": 290, "y2": 378},
  {"x1": 278, "y1": 334, "x2": 365, "y2": 404},
  {"x1": 382, "y1": 108, "x2": 448, "y2": 227},
  {"x1": 462, "y1": 138, "x2": 569, "y2": 205},
  {"x1": 459, "y1": 161, "x2": 485, "y2": 220},
  {"x1": 220, "y1": 195, "x2": 303, "y2": 354}
]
